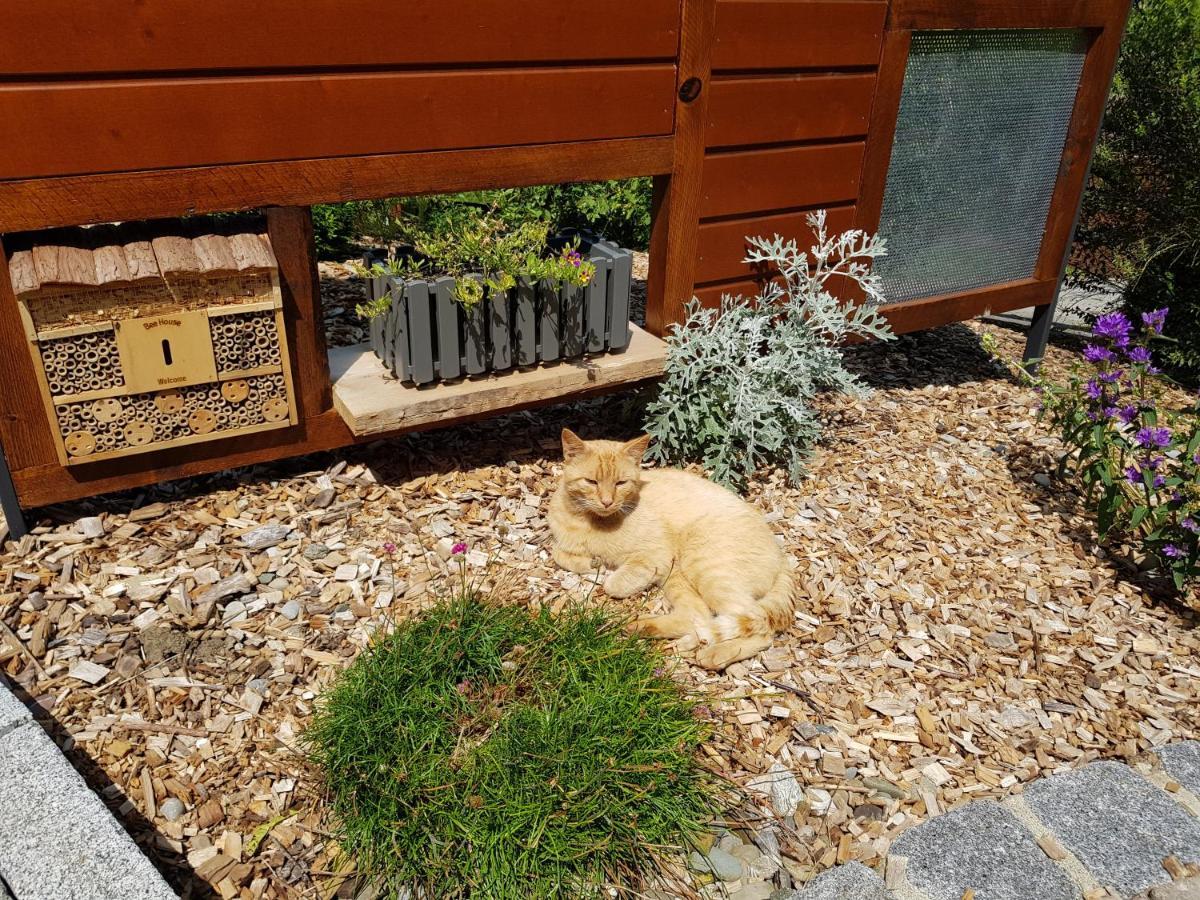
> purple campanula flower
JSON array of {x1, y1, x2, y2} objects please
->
[
  {"x1": 1117, "y1": 405, "x2": 1139, "y2": 424},
  {"x1": 1126, "y1": 346, "x2": 1152, "y2": 364},
  {"x1": 1085, "y1": 379, "x2": 1104, "y2": 400},
  {"x1": 1135, "y1": 426, "x2": 1172, "y2": 449},
  {"x1": 1103, "y1": 405, "x2": 1119, "y2": 418},
  {"x1": 1084, "y1": 344, "x2": 1114, "y2": 363},
  {"x1": 1141, "y1": 308, "x2": 1168, "y2": 334},
  {"x1": 1183, "y1": 518, "x2": 1198, "y2": 532},
  {"x1": 1094, "y1": 311, "x2": 1133, "y2": 347},
  {"x1": 1145, "y1": 455, "x2": 1165, "y2": 470},
  {"x1": 1154, "y1": 474, "x2": 1167, "y2": 488},
  {"x1": 1125, "y1": 465, "x2": 1142, "y2": 485},
  {"x1": 1099, "y1": 369, "x2": 1123, "y2": 384},
  {"x1": 1163, "y1": 543, "x2": 1184, "y2": 558}
]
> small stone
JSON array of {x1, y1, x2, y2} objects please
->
[
  {"x1": 222, "y1": 600, "x2": 247, "y2": 624},
  {"x1": 729, "y1": 884, "x2": 772, "y2": 900},
  {"x1": 334, "y1": 563, "x2": 360, "y2": 582},
  {"x1": 853, "y1": 803, "x2": 885, "y2": 822},
  {"x1": 310, "y1": 487, "x2": 336, "y2": 509},
  {"x1": 1033, "y1": 473, "x2": 1052, "y2": 487},
  {"x1": 279, "y1": 599, "x2": 302, "y2": 621},
  {"x1": 238, "y1": 524, "x2": 292, "y2": 550},
  {"x1": 247, "y1": 678, "x2": 268, "y2": 695},
  {"x1": 998, "y1": 705, "x2": 1036, "y2": 729},
  {"x1": 749, "y1": 762, "x2": 804, "y2": 818},
  {"x1": 160, "y1": 798, "x2": 185, "y2": 821},
  {"x1": 303, "y1": 543, "x2": 330, "y2": 560},
  {"x1": 984, "y1": 631, "x2": 1016, "y2": 650},
  {"x1": 691, "y1": 846, "x2": 743, "y2": 883}
]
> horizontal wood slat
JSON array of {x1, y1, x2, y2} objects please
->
[
  {"x1": 712, "y1": 1, "x2": 887, "y2": 71},
  {"x1": 890, "y1": 0, "x2": 1126, "y2": 30},
  {"x1": 0, "y1": 67, "x2": 675, "y2": 181},
  {"x1": 0, "y1": 137, "x2": 676, "y2": 233},
  {"x1": 707, "y1": 74, "x2": 875, "y2": 148},
  {"x1": 696, "y1": 205, "x2": 857, "y2": 284},
  {"x1": 0, "y1": 1, "x2": 680, "y2": 76},
  {"x1": 880, "y1": 278, "x2": 1055, "y2": 334},
  {"x1": 700, "y1": 143, "x2": 865, "y2": 219}
]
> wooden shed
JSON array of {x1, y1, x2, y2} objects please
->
[{"x1": 0, "y1": 0, "x2": 1133, "y2": 534}]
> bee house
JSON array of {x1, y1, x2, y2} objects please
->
[{"x1": 7, "y1": 228, "x2": 297, "y2": 465}]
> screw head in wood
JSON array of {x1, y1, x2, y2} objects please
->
[{"x1": 678, "y1": 77, "x2": 703, "y2": 103}]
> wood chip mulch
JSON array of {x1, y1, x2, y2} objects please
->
[{"x1": 0, "y1": 317, "x2": 1196, "y2": 899}]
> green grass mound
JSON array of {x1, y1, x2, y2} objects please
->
[{"x1": 306, "y1": 596, "x2": 715, "y2": 898}]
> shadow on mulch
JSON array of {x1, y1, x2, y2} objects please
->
[
  {"x1": 843, "y1": 323, "x2": 1019, "y2": 390},
  {"x1": 1, "y1": 677, "x2": 219, "y2": 900}
]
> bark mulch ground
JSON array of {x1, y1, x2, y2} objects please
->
[{"x1": 0, "y1": 313, "x2": 1196, "y2": 899}]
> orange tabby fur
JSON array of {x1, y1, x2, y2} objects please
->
[{"x1": 547, "y1": 429, "x2": 794, "y2": 669}]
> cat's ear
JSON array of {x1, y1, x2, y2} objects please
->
[
  {"x1": 561, "y1": 428, "x2": 587, "y2": 461},
  {"x1": 622, "y1": 434, "x2": 651, "y2": 461}
]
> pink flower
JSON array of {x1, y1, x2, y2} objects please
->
[
  {"x1": 452, "y1": 541, "x2": 468, "y2": 555},
  {"x1": 382, "y1": 541, "x2": 397, "y2": 555}
]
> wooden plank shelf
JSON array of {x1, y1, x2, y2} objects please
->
[{"x1": 330, "y1": 323, "x2": 667, "y2": 437}]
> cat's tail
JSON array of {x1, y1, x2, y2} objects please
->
[{"x1": 714, "y1": 568, "x2": 795, "y2": 642}]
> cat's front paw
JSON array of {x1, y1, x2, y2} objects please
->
[
  {"x1": 603, "y1": 566, "x2": 654, "y2": 598},
  {"x1": 552, "y1": 547, "x2": 595, "y2": 574}
]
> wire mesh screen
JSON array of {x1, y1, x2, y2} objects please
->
[{"x1": 874, "y1": 29, "x2": 1088, "y2": 305}]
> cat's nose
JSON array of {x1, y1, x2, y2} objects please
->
[{"x1": 600, "y1": 498, "x2": 614, "y2": 508}]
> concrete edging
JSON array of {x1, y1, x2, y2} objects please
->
[{"x1": 0, "y1": 678, "x2": 178, "y2": 900}]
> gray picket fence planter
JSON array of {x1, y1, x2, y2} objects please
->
[{"x1": 363, "y1": 234, "x2": 633, "y2": 385}]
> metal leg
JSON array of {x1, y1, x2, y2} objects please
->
[
  {"x1": 0, "y1": 442, "x2": 28, "y2": 541},
  {"x1": 1023, "y1": 296, "x2": 1059, "y2": 373}
]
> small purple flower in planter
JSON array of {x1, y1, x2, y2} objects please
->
[
  {"x1": 1126, "y1": 346, "x2": 1153, "y2": 365},
  {"x1": 1094, "y1": 311, "x2": 1133, "y2": 347},
  {"x1": 1083, "y1": 344, "x2": 1114, "y2": 363},
  {"x1": 452, "y1": 541, "x2": 468, "y2": 555},
  {"x1": 1135, "y1": 426, "x2": 1172, "y2": 449},
  {"x1": 1141, "y1": 307, "x2": 1168, "y2": 334},
  {"x1": 1163, "y1": 543, "x2": 1185, "y2": 558},
  {"x1": 1117, "y1": 405, "x2": 1139, "y2": 424}
]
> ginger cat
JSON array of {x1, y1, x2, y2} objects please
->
[{"x1": 548, "y1": 429, "x2": 794, "y2": 670}]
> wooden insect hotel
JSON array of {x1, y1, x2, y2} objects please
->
[
  {"x1": 8, "y1": 229, "x2": 296, "y2": 465},
  {"x1": 0, "y1": 0, "x2": 1134, "y2": 534}
]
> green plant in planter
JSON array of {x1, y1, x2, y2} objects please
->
[
  {"x1": 989, "y1": 309, "x2": 1200, "y2": 595},
  {"x1": 355, "y1": 209, "x2": 596, "y2": 316},
  {"x1": 305, "y1": 590, "x2": 716, "y2": 899}
]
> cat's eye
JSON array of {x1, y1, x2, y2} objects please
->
[
  {"x1": 615, "y1": 480, "x2": 629, "y2": 487},
  {"x1": 581, "y1": 478, "x2": 598, "y2": 486}
]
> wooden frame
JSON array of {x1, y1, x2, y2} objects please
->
[
  {"x1": 854, "y1": 0, "x2": 1131, "y2": 334},
  {"x1": 0, "y1": 0, "x2": 1132, "y2": 526}
]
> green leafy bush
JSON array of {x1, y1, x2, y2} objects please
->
[
  {"x1": 306, "y1": 594, "x2": 715, "y2": 899},
  {"x1": 1074, "y1": 0, "x2": 1200, "y2": 382},
  {"x1": 644, "y1": 212, "x2": 894, "y2": 490},
  {"x1": 311, "y1": 203, "x2": 364, "y2": 259},
  {"x1": 992, "y1": 309, "x2": 1200, "y2": 594}
]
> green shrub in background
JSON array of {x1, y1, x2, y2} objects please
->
[
  {"x1": 1074, "y1": 0, "x2": 1200, "y2": 383},
  {"x1": 312, "y1": 178, "x2": 654, "y2": 260},
  {"x1": 306, "y1": 594, "x2": 714, "y2": 899}
]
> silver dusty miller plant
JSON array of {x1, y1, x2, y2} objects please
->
[{"x1": 645, "y1": 210, "x2": 895, "y2": 490}]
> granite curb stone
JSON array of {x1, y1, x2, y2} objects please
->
[
  {"x1": 1157, "y1": 742, "x2": 1200, "y2": 798},
  {"x1": 789, "y1": 861, "x2": 892, "y2": 899},
  {"x1": 890, "y1": 799, "x2": 1078, "y2": 900},
  {"x1": 0, "y1": 680, "x2": 178, "y2": 900},
  {"x1": 1024, "y1": 760, "x2": 1200, "y2": 897}
]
